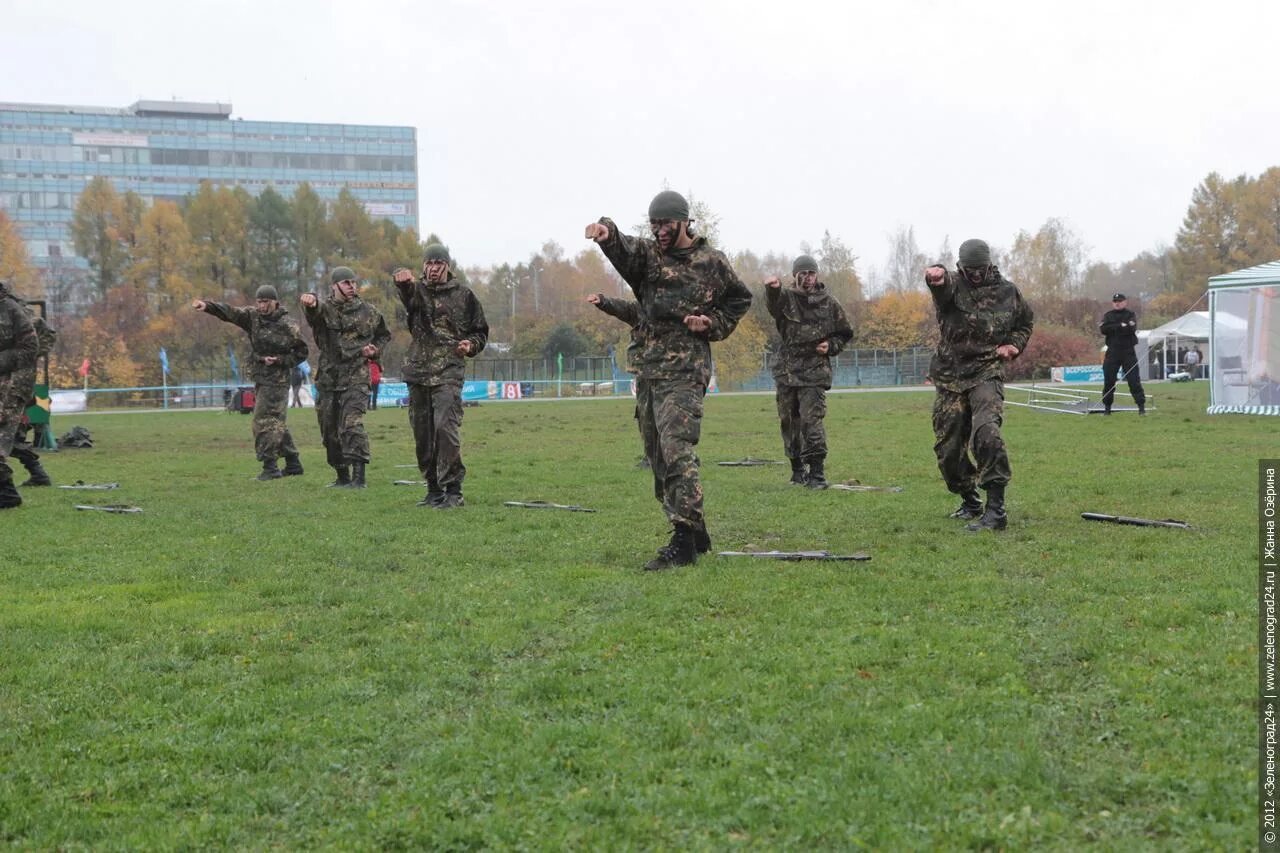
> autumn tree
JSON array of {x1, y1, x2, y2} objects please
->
[
  {"x1": 858, "y1": 291, "x2": 934, "y2": 349},
  {"x1": 290, "y1": 182, "x2": 327, "y2": 292},
  {"x1": 186, "y1": 181, "x2": 249, "y2": 296},
  {"x1": 326, "y1": 188, "x2": 380, "y2": 277},
  {"x1": 0, "y1": 209, "x2": 41, "y2": 297},
  {"x1": 1172, "y1": 172, "x2": 1247, "y2": 291},
  {"x1": 882, "y1": 225, "x2": 927, "y2": 293},
  {"x1": 249, "y1": 186, "x2": 294, "y2": 295},
  {"x1": 70, "y1": 176, "x2": 129, "y2": 297},
  {"x1": 712, "y1": 313, "x2": 768, "y2": 389},
  {"x1": 1003, "y1": 218, "x2": 1088, "y2": 299},
  {"x1": 130, "y1": 201, "x2": 195, "y2": 307}
]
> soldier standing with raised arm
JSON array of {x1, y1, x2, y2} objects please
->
[
  {"x1": 393, "y1": 244, "x2": 488, "y2": 509},
  {"x1": 301, "y1": 268, "x2": 390, "y2": 489},
  {"x1": 764, "y1": 254, "x2": 854, "y2": 488},
  {"x1": 194, "y1": 285, "x2": 310, "y2": 480},
  {"x1": 585, "y1": 190, "x2": 753, "y2": 570},
  {"x1": 924, "y1": 239, "x2": 1034, "y2": 532}
]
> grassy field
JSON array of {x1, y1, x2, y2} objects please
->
[{"x1": 0, "y1": 381, "x2": 1261, "y2": 848}]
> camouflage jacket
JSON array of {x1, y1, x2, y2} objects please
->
[
  {"x1": 1099, "y1": 308, "x2": 1139, "y2": 355},
  {"x1": 302, "y1": 296, "x2": 391, "y2": 391},
  {"x1": 765, "y1": 283, "x2": 854, "y2": 388},
  {"x1": 927, "y1": 267, "x2": 1034, "y2": 392},
  {"x1": 595, "y1": 217, "x2": 753, "y2": 385},
  {"x1": 0, "y1": 284, "x2": 38, "y2": 394},
  {"x1": 591, "y1": 294, "x2": 644, "y2": 373},
  {"x1": 395, "y1": 273, "x2": 488, "y2": 386},
  {"x1": 203, "y1": 302, "x2": 310, "y2": 386}
]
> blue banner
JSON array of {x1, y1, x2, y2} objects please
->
[{"x1": 1054, "y1": 364, "x2": 1105, "y2": 383}]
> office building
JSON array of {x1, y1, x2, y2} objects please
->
[{"x1": 0, "y1": 99, "x2": 417, "y2": 269}]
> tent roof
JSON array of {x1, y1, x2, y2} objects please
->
[
  {"x1": 1144, "y1": 310, "x2": 1239, "y2": 342},
  {"x1": 1207, "y1": 259, "x2": 1280, "y2": 289}
]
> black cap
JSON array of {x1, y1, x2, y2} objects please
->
[{"x1": 1112, "y1": 293, "x2": 1126, "y2": 301}]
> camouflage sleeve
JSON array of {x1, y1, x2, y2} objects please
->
[
  {"x1": 464, "y1": 290, "x2": 488, "y2": 357},
  {"x1": 394, "y1": 278, "x2": 419, "y2": 316},
  {"x1": 0, "y1": 301, "x2": 37, "y2": 374},
  {"x1": 705, "y1": 260, "x2": 753, "y2": 343},
  {"x1": 594, "y1": 295, "x2": 642, "y2": 327},
  {"x1": 286, "y1": 323, "x2": 310, "y2": 369},
  {"x1": 202, "y1": 301, "x2": 254, "y2": 333},
  {"x1": 596, "y1": 217, "x2": 654, "y2": 290},
  {"x1": 302, "y1": 298, "x2": 326, "y2": 334},
  {"x1": 371, "y1": 310, "x2": 392, "y2": 355},
  {"x1": 926, "y1": 269, "x2": 957, "y2": 311},
  {"x1": 826, "y1": 300, "x2": 854, "y2": 356},
  {"x1": 1006, "y1": 289, "x2": 1034, "y2": 353},
  {"x1": 764, "y1": 284, "x2": 786, "y2": 322}
]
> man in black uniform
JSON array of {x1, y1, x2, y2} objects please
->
[{"x1": 1099, "y1": 292, "x2": 1146, "y2": 415}]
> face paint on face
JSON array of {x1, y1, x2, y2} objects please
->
[
  {"x1": 961, "y1": 265, "x2": 989, "y2": 285},
  {"x1": 650, "y1": 219, "x2": 682, "y2": 251},
  {"x1": 796, "y1": 270, "x2": 819, "y2": 292},
  {"x1": 255, "y1": 298, "x2": 277, "y2": 315},
  {"x1": 424, "y1": 260, "x2": 449, "y2": 283},
  {"x1": 331, "y1": 280, "x2": 357, "y2": 302}
]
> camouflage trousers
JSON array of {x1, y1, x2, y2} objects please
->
[
  {"x1": 315, "y1": 384, "x2": 370, "y2": 466},
  {"x1": 775, "y1": 384, "x2": 827, "y2": 461},
  {"x1": 409, "y1": 382, "x2": 465, "y2": 489},
  {"x1": 636, "y1": 377, "x2": 705, "y2": 527},
  {"x1": 252, "y1": 384, "x2": 298, "y2": 462},
  {"x1": 0, "y1": 375, "x2": 29, "y2": 482},
  {"x1": 932, "y1": 380, "x2": 1011, "y2": 493}
]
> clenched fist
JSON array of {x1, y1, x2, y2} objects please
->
[
  {"x1": 584, "y1": 222, "x2": 610, "y2": 242},
  {"x1": 300, "y1": 293, "x2": 318, "y2": 308},
  {"x1": 924, "y1": 265, "x2": 947, "y2": 286},
  {"x1": 393, "y1": 268, "x2": 414, "y2": 284}
]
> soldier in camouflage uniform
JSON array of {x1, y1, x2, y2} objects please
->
[
  {"x1": 0, "y1": 280, "x2": 38, "y2": 509},
  {"x1": 194, "y1": 285, "x2": 310, "y2": 480},
  {"x1": 765, "y1": 254, "x2": 854, "y2": 488},
  {"x1": 924, "y1": 239, "x2": 1034, "y2": 531},
  {"x1": 585, "y1": 190, "x2": 753, "y2": 570},
  {"x1": 302, "y1": 267, "x2": 390, "y2": 489},
  {"x1": 393, "y1": 244, "x2": 488, "y2": 509},
  {"x1": 11, "y1": 304, "x2": 57, "y2": 487}
]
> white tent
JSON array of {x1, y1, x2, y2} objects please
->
[
  {"x1": 1142, "y1": 311, "x2": 1214, "y2": 379},
  {"x1": 1207, "y1": 260, "x2": 1280, "y2": 415}
]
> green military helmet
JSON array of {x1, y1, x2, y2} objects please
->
[
  {"x1": 330, "y1": 266, "x2": 356, "y2": 284},
  {"x1": 255, "y1": 285, "x2": 279, "y2": 301},
  {"x1": 648, "y1": 190, "x2": 690, "y2": 221},
  {"x1": 792, "y1": 254, "x2": 819, "y2": 275},
  {"x1": 958, "y1": 239, "x2": 991, "y2": 268},
  {"x1": 423, "y1": 243, "x2": 451, "y2": 264}
]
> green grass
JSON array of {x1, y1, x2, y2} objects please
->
[{"x1": 0, "y1": 382, "x2": 1259, "y2": 848}]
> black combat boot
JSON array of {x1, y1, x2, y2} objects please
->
[
  {"x1": 326, "y1": 465, "x2": 350, "y2": 488},
  {"x1": 0, "y1": 474, "x2": 21, "y2": 509},
  {"x1": 436, "y1": 484, "x2": 465, "y2": 509},
  {"x1": 282, "y1": 454, "x2": 304, "y2": 476},
  {"x1": 417, "y1": 478, "x2": 445, "y2": 507},
  {"x1": 20, "y1": 458, "x2": 52, "y2": 487},
  {"x1": 644, "y1": 523, "x2": 697, "y2": 571},
  {"x1": 346, "y1": 461, "x2": 367, "y2": 489},
  {"x1": 693, "y1": 521, "x2": 711, "y2": 554},
  {"x1": 789, "y1": 458, "x2": 806, "y2": 485},
  {"x1": 965, "y1": 484, "x2": 1008, "y2": 532},
  {"x1": 948, "y1": 487, "x2": 983, "y2": 520},
  {"x1": 256, "y1": 458, "x2": 283, "y2": 481},
  {"x1": 804, "y1": 456, "x2": 827, "y2": 489}
]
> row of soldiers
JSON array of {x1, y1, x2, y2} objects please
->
[{"x1": 0, "y1": 191, "x2": 1035, "y2": 574}]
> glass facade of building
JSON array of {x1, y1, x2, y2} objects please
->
[{"x1": 0, "y1": 100, "x2": 417, "y2": 268}]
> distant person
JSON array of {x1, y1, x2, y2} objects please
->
[
  {"x1": 393, "y1": 244, "x2": 488, "y2": 509},
  {"x1": 301, "y1": 268, "x2": 391, "y2": 489},
  {"x1": 290, "y1": 364, "x2": 305, "y2": 408},
  {"x1": 585, "y1": 190, "x2": 753, "y2": 568},
  {"x1": 1098, "y1": 293, "x2": 1146, "y2": 415},
  {"x1": 0, "y1": 279, "x2": 38, "y2": 509},
  {"x1": 923, "y1": 239, "x2": 1034, "y2": 532},
  {"x1": 587, "y1": 291, "x2": 651, "y2": 473},
  {"x1": 764, "y1": 254, "x2": 854, "y2": 488},
  {"x1": 193, "y1": 285, "x2": 310, "y2": 480},
  {"x1": 368, "y1": 358, "x2": 382, "y2": 409},
  {"x1": 1185, "y1": 344, "x2": 1202, "y2": 379}
]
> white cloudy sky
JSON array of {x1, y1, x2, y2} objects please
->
[{"x1": 5, "y1": 0, "x2": 1278, "y2": 274}]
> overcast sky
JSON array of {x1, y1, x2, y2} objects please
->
[{"x1": 5, "y1": 0, "x2": 1278, "y2": 276}]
